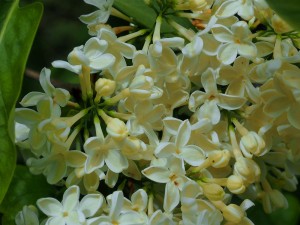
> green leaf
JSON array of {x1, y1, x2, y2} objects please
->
[
  {"x1": 248, "y1": 194, "x2": 300, "y2": 225},
  {"x1": 113, "y1": 0, "x2": 194, "y2": 35},
  {"x1": 0, "y1": 165, "x2": 56, "y2": 225},
  {"x1": 0, "y1": 0, "x2": 43, "y2": 204},
  {"x1": 114, "y1": 0, "x2": 157, "y2": 29},
  {"x1": 266, "y1": 0, "x2": 300, "y2": 30},
  {"x1": 268, "y1": 194, "x2": 300, "y2": 225}
]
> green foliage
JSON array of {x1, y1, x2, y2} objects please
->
[
  {"x1": 248, "y1": 194, "x2": 300, "y2": 225},
  {"x1": 266, "y1": 0, "x2": 300, "y2": 30},
  {"x1": 113, "y1": 0, "x2": 194, "y2": 34},
  {"x1": 0, "y1": 0, "x2": 43, "y2": 203},
  {"x1": 0, "y1": 165, "x2": 56, "y2": 225}
]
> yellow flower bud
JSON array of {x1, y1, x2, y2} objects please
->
[
  {"x1": 106, "y1": 118, "x2": 128, "y2": 141},
  {"x1": 95, "y1": 78, "x2": 116, "y2": 102},
  {"x1": 207, "y1": 150, "x2": 231, "y2": 168},
  {"x1": 222, "y1": 204, "x2": 245, "y2": 223},
  {"x1": 189, "y1": 0, "x2": 207, "y2": 11},
  {"x1": 240, "y1": 131, "x2": 265, "y2": 157},
  {"x1": 234, "y1": 157, "x2": 261, "y2": 185},
  {"x1": 202, "y1": 183, "x2": 225, "y2": 201},
  {"x1": 226, "y1": 175, "x2": 245, "y2": 194}
]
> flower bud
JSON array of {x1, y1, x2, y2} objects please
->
[
  {"x1": 269, "y1": 189, "x2": 288, "y2": 209},
  {"x1": 106, "y1": 118, "x2": 128, "y2": 141},
  {"x1": 189, "y1": 0, "x2": 207, "y2": 11},
  {"x1": 234, "y1": 157, "x2": 261, "y2": 185},
  {"x1": 262, "y1": 189, "x2": 288, "y2": 213},
  {"x1": 222, "y1": 204, "x2": 244, "y2": 223},
  {"x1": 95, "y1": 78, "x2": 116, "y2": 101},
  {"x1": 129, "y1": 75, "x2": 153, "y2": 100},
  {"x1": 226, "y1": 175, "x2": 245, "y2": 194},
  {"x1": 207, "y1": 150, "x2": 231, "y2": 168},
  {"x1": 120, "y1": 136, "x2": 145, "y2": 160},
  {"x1": 202, "y1": 183, "x2": 225, "y2": 201},
  {"x1": 240, "y1": 131, "x2": 265, "y2": 157}
]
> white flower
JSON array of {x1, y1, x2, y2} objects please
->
[
  {"x1": 189, "y1": 68, "x2": 246, "y2": 124},
  {"x1": 142, "y1": 157, "x2": 189, "y2": 212},
  {"x1": 155, "y1": 119, "x2": 206, "y2": 166},
  {"x1": 28, "y1": 143, "x2": 87, "y2": 184},
  {"x1": 20, "y1": 68, "x2": 70, "y2": 112},
  {"x1": 84, "y1": 136, "x2": 128, "y2": 174},
  {"x1": 37, "y1": 186, "x2": 81, "y2": 225},
  {"x1": 15, "y1": 206, "x2": 39, "y2": 225},
  {"x1": 52, "y1": 37, "x2": 115, "y2": 74},
  {"x1": 212, "y1": 21, "x2": 257, "y2": 65},
  {"x1": 217, "y1": 57, "x2": 260, "y2": 102},
  {"x1": 215, "y1": 0, "x2": 267, "y2": 20},
  {"x1": 79, "y1": 0, "x2": 114, "y2": 26},
  {"x1": 97, "y1": 28, "x2": 136, "y2": 76},
  {"x1": 181, "y1": 181, "x2": 223, "y2": 225},
  {"x1": 92, "y1": 191, "x2": 145, "y2": 225},
  {"x1": 15, "y1": 98, "x2": 61, "y2": 155}
]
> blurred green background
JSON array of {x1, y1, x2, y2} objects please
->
[{"x1": 18, "y1": 0, "x2": 300, "y2": 224}]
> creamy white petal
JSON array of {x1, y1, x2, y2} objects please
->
[
  {"x1": 215, "y1": 0, "x2": 241, "y2": 18},
  {"x1": 106, "y1": 149, "x2": 128, "y2": 173},
  {"x1": 62, "y1": 185, "x2": 80, "y2": 211},
  {"x1": 164, "y1": 182, "x2": 180, "y2": 212},
  {"x1": 180, "y1": 145, "x2": 205, "y2": 166},
  {"x1": 211, "y1": 25, "x2": 233, "y2": 43},
  {"x1": 37, "y1": 198, "x2": 62, "y2": 217},
  {"x1": 142, "y1": 166, "x2": 170, "y2": 183},
  {"x1": 80, "y1": 194, "x2": 104, "y2": 217},
  {"x1": 217, "y1": 43, "x2": 238, "y2": 65}
]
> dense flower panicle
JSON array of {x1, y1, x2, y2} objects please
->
[{"x1": 15, "y1": 0, "x2": 300, "y2": 224}]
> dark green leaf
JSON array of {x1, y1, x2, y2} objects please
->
[
  {"x1": 113, "y1": 0, "x2": 194, "y2": 35},
  {"x1": 114, "y1": 0, "x2": 157, "y2": 29},
  {"x1": 248, "y1": 194, "x2": 300, "y2": 225},
  {"x1": 0, "y1": 0, "x2": 43, "y2": 204},
  {"x1": 0, "y1": 165, "x2": 56, "y2": 225},
  {"x1": 266, "y1": 0, "x2": 300, "y2": 30}
]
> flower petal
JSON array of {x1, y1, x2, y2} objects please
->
[
  {"x1": 20, "y1": 92, "x2": 45, "y2": 107},
  {"x1": 180, "y1": 145, "x2": 205, "y2": 166},
  {"x1": 217, "y1": 43, "x2": 238, "y2": 65},
  {"x1": 80, "y1": 194, "x2": 104, "y2": 217},
  {"x1": 211, "y1": 25, "x2": 233, "y2": 43},
  {"x1": 106, "y1": 149, "x2": 128, "y2": 173},
  {"x1": 62, "y1": 186, "x2": 80, "y2": 211},
  {"x1": 52, "y1": 60, "x2": 82, "y2": 74},
  {"x1": 215, "y1": 0, "x2": 240, "y2": 18},
  {"x1": 287, "y1": 102, "x2": 300, "y2": 129},
  {"x1": 109, "y1": 191, "x2": 124, "y2": 220},
  {"x1": 175, "y1": 120, "x2": 191, "y2": 148},
  {"x1": 164, "y1": 182, "x2": 180, "y2": 212},
  {"x1": 142, "y1": 166, "x2": 170, "y2": 183},
  {"x1": 37, "y1": 198, "x2": 62, "y2": 217},
  {"x1": 39, "y1": 68, "x2": 55, "y2": 96}
]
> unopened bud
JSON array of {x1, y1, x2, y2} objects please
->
[
  {"x1": 240, "y1": 131, "x2": 265, "y2": 158},
  {"x1": 207, "y1": 150, "x2": 231, "y2": 168},
  {"x1": 189, "y1": 0, "x2": 207, "y2": 11},
  {"x1": 222, "y1": 204, "x2": 245, "y2": 223},
  {"x1": 202, "y1": 183, "x2": 225, "y2": 201},
  {"x1": 95, "y1": 78, "x2": 116, "y2": 102},
  {"x1": 227, "y1": 175, "x2": 245, "y2": 194},
  {"x1": 106, "y1": 118, "x2": 128, "y2": 141},
  {"x1": 269, "y1": 189, "x2": 288, "y2": 209},
  {"x1": 234, "y1": 157, "x2": 261, "y2": 185}
]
